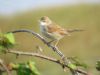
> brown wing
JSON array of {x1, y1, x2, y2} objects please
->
[{"x1": 47, "y1": 23, "x2": 68, "y2": 35}]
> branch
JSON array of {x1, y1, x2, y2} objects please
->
[
  {"x1": 7, "y1": 29, "x2": 90, "y2": 75},
  {"x1": 8, "y1": 29, "x2": 77, "y2": 74},
  {"x1": 8, "y1": 29, "x2": 64, "y2": 57},
  {"x1": 7, "y1": 49, "x2": 88, "y2": 75},
  {"x1": 8, "y1": 50, "x2": 59, "y2": 64},
  {"x1": 0, "y1": 59, "x2": 11, "y2": 75}
]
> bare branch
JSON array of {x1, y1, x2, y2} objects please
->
[
  {"x1": 0, "y1": 59, "x2": 11, "y2": 75},
  {"x1": 8, "y1": 50, "x2": 59, "y2": 64},
  {"x1": 7, "y1": 49, "x2": 88, "y2": 75}
]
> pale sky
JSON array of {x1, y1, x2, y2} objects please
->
[{"x1": 0, "y1": 0, "x2": 100, "y2": 15}]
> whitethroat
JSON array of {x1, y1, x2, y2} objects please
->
[{"x1": 39, "y1": 16, "x2": 83, "y2": 47}]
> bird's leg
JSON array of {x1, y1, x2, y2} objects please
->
[
  {"x1": 54, "y1": 40, "x2": 59, "y2": 47},
  {"x1": 47, "y1": 40, "x2": 54, "y2": 45},
  {"x1": 47, "y1": 40, "x2": 59, "y2": 48}
]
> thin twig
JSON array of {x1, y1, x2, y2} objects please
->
[
  {"x1": 0, "y1": 49, "x2": 89, "y2": 75},
  {"x1": 8, "y1": 50, "x2": 59, "y2": 64},
  {"x1": 7, "y1": 50, "x2": 88, "y2": 75},
  {"x1": 0, "y1": 59, "x2": 11, "y2": 75}
]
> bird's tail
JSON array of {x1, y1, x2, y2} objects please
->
[{"x1": 67, "y1": 29, "x2": 84, "y2": 33}]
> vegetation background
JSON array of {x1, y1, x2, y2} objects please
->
[{"x1": 0, "y1": 2, "x2": 100, "y2": 75}]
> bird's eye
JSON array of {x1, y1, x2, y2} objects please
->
[
  {"x1": 41, "y1": 17, "x2": 45, "y2": 20},
  {"x1": 43, "y1": 20, "x2": 46, "y2": 22}
]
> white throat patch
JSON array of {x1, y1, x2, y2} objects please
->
[{"x1": 40, "y1": 22, "x2": 47, "y2": 26}]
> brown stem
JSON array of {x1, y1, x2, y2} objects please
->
[
  {"x1": 8, "y1": 50, "x2": 88, "y2": 75},
  {"x1": 0, "y1": 59, "x2": 11, "y2": 75}
]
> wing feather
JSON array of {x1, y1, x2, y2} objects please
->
[{"x1": 47, "y1": 23, "x2": 68, "y2": 35}]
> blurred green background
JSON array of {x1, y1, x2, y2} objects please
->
[{"x1": 0, "y1": 1, "x2": 100, "y2": 75}]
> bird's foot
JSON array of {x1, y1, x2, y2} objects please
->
[{"x1": 46, "y1": 40, "x2": 54, "y2": 45}]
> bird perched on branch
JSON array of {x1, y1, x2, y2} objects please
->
[{"x1": 39, "y1": 16, "x2": 83, "y2": 47}]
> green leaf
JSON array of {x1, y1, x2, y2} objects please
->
[
  {"x1": 0, "y1": 45, "x2": 7, "y2": 53},
  {"x1": 9, "y1": 63, "x2": 32, "y2": 75},
  {"x1": 0, "y1": 33, "x2": 6, "y2": 52},
  {"x1": 28, "y1": 61, "x2": 40, "y2": 75},
  {"x1": 68, "y1": 63, "x2": 77, "y2": 70},
  {"x1": 4, "y1": 33, "x2": 15, "y2": 45},
  {"x1": 0, "y1": 45, "x2": 4, "y2": 52},
  {"x1": 0, "y1": 33, "x2": 15, "y2": 52},
  {"x1": 16, "y1": 64, "x2": 32, "y2": 75},
  {"x1": 9, "y1": 63, "x2": 19, "y2": 69},
  {"x1": 96, "y1": 60, "x2": 100, "y2": 71},
  {"x1": 9, "y1": 61, "x2": 40, "y2": 75},
  {"x1": 68, "y1": 57, "x2": 88, "y2": 68}
]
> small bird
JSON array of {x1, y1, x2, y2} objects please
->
[
  {"x1": 39, "y1": 16, "x2": 70, "y2": 47},
  {"x1": 39, "y1": 16, "x2": 83, "y2": 47}
]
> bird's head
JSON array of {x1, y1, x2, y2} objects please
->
[{"x1": 39, "y1": 16, "x2": 52, "y2": 26}]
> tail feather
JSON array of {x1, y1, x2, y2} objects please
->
[{"x1": 67, "y1": 29, "x2": 84, "y2": 33}]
